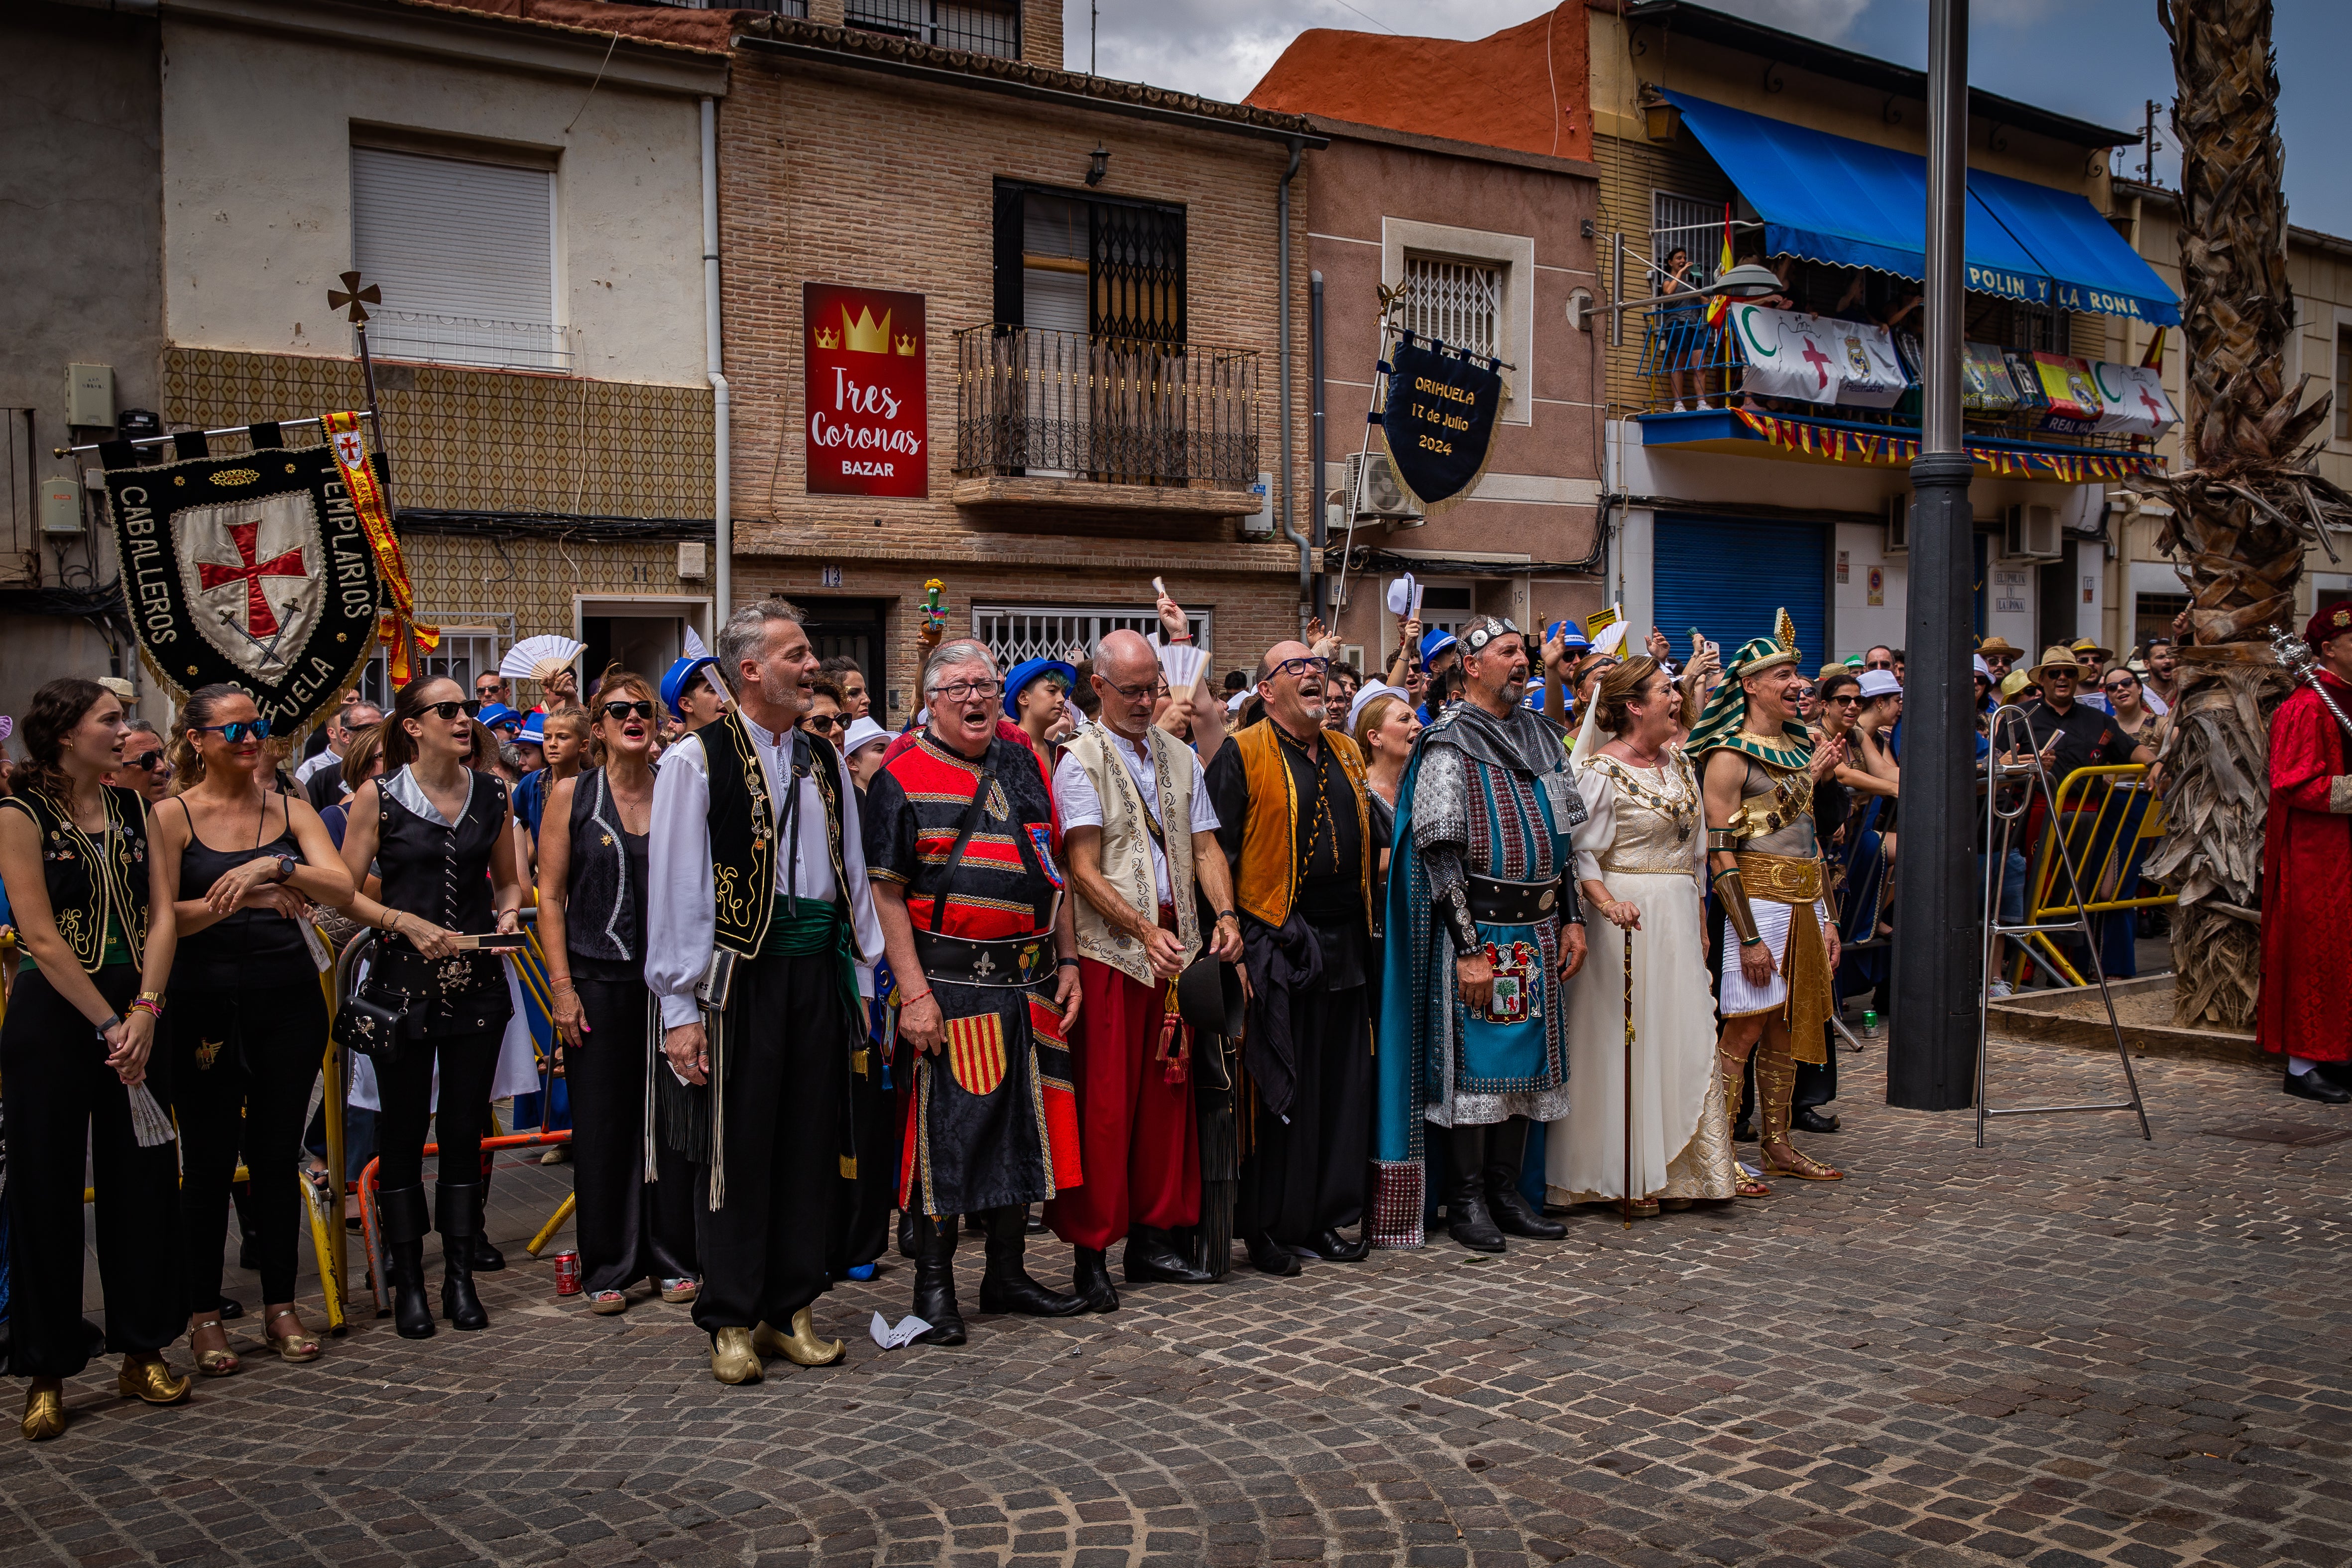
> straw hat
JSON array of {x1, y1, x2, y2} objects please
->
[
  {"x1": 2068, "y1": 636, "x2": 2114, "y2": 665},
  {"x1": 2023, "y1": 644, "x2": 2083, "y2": 685},
  {"x1": 1976, "y1": 635, "x2": 2024, "y2": 660}
]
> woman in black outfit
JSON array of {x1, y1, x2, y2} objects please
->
[
  {"x1": 0, "y1": 679, "x2": 184, "y2": 1441},
  {"x1": 150, "y1": 685, "x2": 354, "y2": 1374},
  {"x1": 339, "y1": 678, "x2": 525, "y2": 1337},
  {"x1": 537, "y1": 669, "x2": 699, "y2": 1314}
]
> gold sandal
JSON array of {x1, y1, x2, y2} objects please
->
[
  {"x1": 189, "y1": 1317, "x2": 241, "y2": 1377},
  {"x1": 263, "y1": 1308, "x2": 322, "y2": 1363}
]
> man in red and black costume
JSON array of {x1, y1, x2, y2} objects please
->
[
  {"x1": 866, "y1": 639, "x2": 1090, "y2": 1342},
  {"x1": 2259, "y1": 604, "x2": 2352, "y2": 1104}
]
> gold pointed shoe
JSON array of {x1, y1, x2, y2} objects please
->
[
  {"x1": 752, "y1": 1308, "x2": 846, "y2": 1368},
  {"x1": 116, "y1": 1353, "x2": 192, "y2": 1407},
  {"x1": 21, "y1": 1381, "x2": 65, "y2": 1442},
  {"x1": 708, "y1": 1327, "x2": 763, "y2": 1385}
]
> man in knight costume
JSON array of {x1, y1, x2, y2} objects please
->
[
  {"x1": 1689, "y1": 610, "x2": 1846, "y2": 1184},
  {"x1": 1374, "y1": 616, "x2": 1589, "y2": 1252},
  {"x1": 646, "y1": 600, "x2": 886, "y2": 1384}
]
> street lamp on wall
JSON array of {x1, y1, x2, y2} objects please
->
[{"x1": 1086, "y1": 144, "x2": 1109, "y2": 186}]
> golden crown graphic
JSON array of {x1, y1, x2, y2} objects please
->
[
  {"x1": 814, "y1": 326, "x2": 840, "y2": 350},
  {"x1": 894, "y1": 333, "x2": 920, "y2": 356},
  {"x1": 842, "y1": 305, "x2": 892, "y2": 355}
]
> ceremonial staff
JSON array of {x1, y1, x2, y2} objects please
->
[
  {"x1": 1622, "y1": 930, "x2": 1635, "y2": 1230},
  {"x1": 326, "y1": 270, "x2": 421, "y2": 681},
  {"x1": 2271, "y1": 627, "x2": 2352, "y2": 742}
]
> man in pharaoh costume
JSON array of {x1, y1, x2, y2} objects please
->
[
  {"x1": 2259, "y1": 603, "x2": 2352, "y2": 1104},
  {"x1": 866, "y1": 640, "x2": 1090, "y2": 1342},
  {"x1": 1690, "y1": 611, "x2": 1847, "y2": 1184},
  {"x1": 1373, "y1": 616, "x2": 1589, "y2": 1252},
  {"x1": 647, "y1": 600, "x2": 886, "y2": 1384},
  {"x1": 1205, "y1": 640, "x2": 1377, "y2": 1272}
]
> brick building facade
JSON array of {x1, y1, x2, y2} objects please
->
[{"x1": 714, "y1": 11, "x2": 1320, "y2": 719}]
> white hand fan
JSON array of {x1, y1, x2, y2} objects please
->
[
  {"x1": 1591, "y1": 621, "x2": 1631, "y2": 657},
  {"x1": 501, "y1": 634, "x2": 585, "y2": 682},
  {"x1": 1158, "y1": 639, "x2": 1207, "y2": 702},
  {"x1": 682, "y1": 626, "x2": 709, "y2": 658}
]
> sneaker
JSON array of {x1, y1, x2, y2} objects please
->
[
  {"x1": 1989, "y1": 980, "x2": 2014, "y2": 998},
  {"x1": 1670, "y1": 401, "x2": 1689, "y2": 413},
  {"x1": 541, "y1": 1144, "x2": 570, "y2": 1166}
]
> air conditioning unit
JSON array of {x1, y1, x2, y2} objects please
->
[
  {"x1": 1346, "y1": 450, "x2": 1424, "y2": 526},
  {"x1": 1883, "y1": 491, "x2": 1910, "y2": 555},
  {"x1": 2002, "y1": 502, "x2": 2062, "y2": 562}
]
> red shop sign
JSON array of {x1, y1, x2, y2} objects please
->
[{"x1": 804, "y1": 281, "x2": 928, "y2": 498}]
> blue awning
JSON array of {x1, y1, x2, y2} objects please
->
[
  {"x1": 1967, "y1": 167, "x2": 2181, "y2": 326},
  {"x1": 1661, "y1": 91, "x2": 2180, "y2": 326}
]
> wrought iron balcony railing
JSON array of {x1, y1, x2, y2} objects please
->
[{"x1": 953, "y1": 326, "x2": 1260, "y2": 489}]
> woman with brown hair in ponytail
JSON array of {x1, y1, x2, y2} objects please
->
[
  {"x1": 0, "y1": 678, "x2": 184, "y2": 1441},
  {"x1": 336, "y1": 676, "x2": 525, "y2": 1338},
  {"x1": 148, "y1": 685, "x2": 354, "y2": 1375}
]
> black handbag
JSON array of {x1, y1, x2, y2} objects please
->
[{"x1": 333, "y1": 982, "x2": 410, "y2": 1063}]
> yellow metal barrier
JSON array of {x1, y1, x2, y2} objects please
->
[{"x1": 2013, "y1": 764, "x2": 2176, "y2": 988}]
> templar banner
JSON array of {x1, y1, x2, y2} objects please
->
[{"x1": 102, "y1": 432, "x2": 382, "y2": 733}]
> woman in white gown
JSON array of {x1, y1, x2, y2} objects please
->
[{"x1": 1546, "y1": 654, "x2": 1758, "y2": 1213}]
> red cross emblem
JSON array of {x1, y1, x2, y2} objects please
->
[
  {"x1": 2137, "y1": 385, "x2": 2165, "y2": 425},
  {"x1": 197, "y1": 520, "x2": 308, "y2": 637},
  {"x1": 1799, "y1": 335, "x2": 1834, "y2": 390}
]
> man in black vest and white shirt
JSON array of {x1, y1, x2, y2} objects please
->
[{"x1": 646, "y1": 600, "x2": 885, "y2": 1384}]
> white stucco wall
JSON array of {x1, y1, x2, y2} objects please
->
[{"x1": 161, "y1": 7, "x2": 716, "y2": 386}]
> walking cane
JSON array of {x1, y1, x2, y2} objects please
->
[{"x1": 1622, "y1": 929, "x2": 1635, "y2": 1230}]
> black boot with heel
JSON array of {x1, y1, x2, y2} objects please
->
[
  {"x1": 1484, "y1": 1117, "x2": 1566, "y2": 1239},
  {"x1": 380, "y1": 1185, "x2": 435, "y2": 1340},
  {"x1": 435, "y1": 1182, "x2": 490, "y2": 1331},
  {"x1": 977, "y1": 1206, "x2": 1086, "y2": 1317},
  {"x1": 1446, "y1": 1125, "x2": 1505, "y2": 1252},
  {"x1": 911, "y1": 1213, "x2": 966, "y2": 1346}
]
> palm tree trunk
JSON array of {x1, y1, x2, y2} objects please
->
[{"x1": 2139, "y1": 0, "x2": 2352, "y2": 1026}]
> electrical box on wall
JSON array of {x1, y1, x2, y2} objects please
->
[
  {"x1": 677, "y1": 541, "x2": 707, "y2": 580},
  {"x1": 1239, "y1": 472, "x2": 1275, "y2": 538},
  {"x1": 40, "y1": 475, "x2": 85, "y2": 535},
  {"x1": 67, "y1": 364, "x2": 115, "y2": 428},
  {"x1": 2002, "y1": 503, "x2": 2062, "y2": 562}
]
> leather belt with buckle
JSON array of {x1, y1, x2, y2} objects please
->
[
  {"x1": 1467, "y1": 873, "x2": 1561, "y2": 926},
  {"x1": 913, "y1": 930, "x2": 1053, "y2": 987}
]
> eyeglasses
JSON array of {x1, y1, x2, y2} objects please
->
[
  {"x1": 599, "y1": 700, "x2": 657, "y2": 722},
  {"x1": 1097, "y1": 676, "x2": 1157, "y2": 701},
  {"x1": 119, "y1": 750, "x2": 170, "y2": 773},
  {"x1": 930, "y1": 679, "x2": 1002, "y2": 703},
  {"x1": 421, "y1": 700, "x2": 481, "y2": 721},
  {"x1": 2102, "y1": 681, "x2": 2136, "y2": 694},
  {"x1": 801, "y1": 713, "x2": 845, "y2": 732},
  {"x1": 1825, "y1": 694, "x2": 1863, "y2": 707},
  {"x1": 192, "y1": 719, "x2": 273, "y2": 743},
  {"x1": 474, "y1": 682, "x2": 503, "y2": 695},
  {"x1": 1273, "y1": 656, "x2": 1330, "y2": 679}
]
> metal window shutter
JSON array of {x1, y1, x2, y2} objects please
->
[
  {"x1": 1653, "y1": 515, "x2": 1827, "y2": 672},
  {"x1": 352, "y1": 147, "x2": 553, "y2": 326}
]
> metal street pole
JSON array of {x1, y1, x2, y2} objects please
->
[{"x1": 1890, "y1": 0, "x2": 1979, "y2": 1111}]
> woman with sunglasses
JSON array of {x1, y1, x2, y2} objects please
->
[
  {"x1": 337, "y1": 678, "x2": 525, "y2": 1337},
  {"x1": 150, "y1": 687, "x2": 354, "y2": 1374},
  {"x1": 537, "y1": 671, "x2": 699, "y2": 1314},
  {"x1": 0, "y1": 678, "x2": 185, "y2": 1441},
  {"x1": 800, "y1": 678, "x2": 847, "y2": 745},
  {"x1": 2094, "y1": 664, "x2": 2168, "y2": 978}
]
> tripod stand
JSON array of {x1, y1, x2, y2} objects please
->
[{"x1": 1975, "y1": 704, "x2": 2152, "y2": 1147}]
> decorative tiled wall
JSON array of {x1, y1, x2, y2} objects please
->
[{"x1": 163, "y1": 348, "x2": 715, "y2": 518}]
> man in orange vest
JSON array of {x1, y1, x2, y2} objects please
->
[{"x1": 1204, "y1": 640, "x2": 1376, "y2": 1274}]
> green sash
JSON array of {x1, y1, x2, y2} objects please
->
[{"x1": 762, "y1": 897, "x2": 860, "y2": 1025}]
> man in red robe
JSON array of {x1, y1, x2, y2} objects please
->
[{"x1": 2258, "y1": 603, "x2": 2352, "y2": 1103}]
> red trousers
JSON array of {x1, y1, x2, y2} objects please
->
[{"x1": 1044, "y1": 957, "x2": 1199, "y2": 1250}]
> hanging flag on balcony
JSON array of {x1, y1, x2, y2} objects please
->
[
  {"x1": 1381, "y1": 333, "x2": 1507, "y2": 512},
  {"x1": 805, "y1": 281, "x2": 928, "y2": 499},
  {"x1": 98, "y1": 429, "x2": 383, "y2": 734}
]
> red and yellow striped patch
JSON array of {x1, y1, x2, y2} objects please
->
[{"x1": 945, "y1": 1012, "x2": 1008, "y2": 1098}]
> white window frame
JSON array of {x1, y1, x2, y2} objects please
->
[
  {"x1": 1382, "y1": 218, "x2": 1534, "y2": 426},
  {"x1": 971, "y1": 603, "x2": 1212, "y2": 666},
  {"x1": 350, "y1": 141, "x2": 566, "y2": 373},
  {"x1": 2332, "y1": 306, "x2": 2352, "y2": 453},
  {"x1": 357, "y1": 623, "x2": 507, "y2": 709},
  {"x1": 1651, "y1": 190, "x2": 1725, "y2": 285},
  {"x1": 1399, "y1": 254, "x2": 1504, "y2": 363}
]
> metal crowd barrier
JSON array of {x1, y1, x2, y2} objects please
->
[{"x1": 2010, "y1": 762, "x2": 2175, "y2": 989}]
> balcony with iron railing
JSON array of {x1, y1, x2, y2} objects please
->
[
  {"x1": 1626, "y1": 309, "x2": 2170, "y2": 483},
  {"x1": 950, "y1": 325, "x2": 1263, "y2": 515}
]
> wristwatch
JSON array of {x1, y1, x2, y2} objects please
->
[
  {"x1": 274, "y1": 854, "x2": 299, "y2": 884},
  {"x1": 1214, "y1": 909, "x2": 1238, "y2": 924}
]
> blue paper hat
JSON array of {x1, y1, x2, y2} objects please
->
[
  {"x1": 1549, "y1": 620, "x2": 1590, "y2": 654},
  {"x1": 1418, "y1": 627, "x2": 1459, "y2": 664},
  {"x1": 516, "y1": 711, "x2": 547, "y2": 746},
  {"x1": 1002, "y1": 657, "x2": 1077, "y2": 720},
  {"x1": 477, "y1": 703, "x2": 523, "y2": 734},
  {"x1": 660, "y1": 655, "x2": 721, "y2": 720}
]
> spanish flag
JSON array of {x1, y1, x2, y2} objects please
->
[{"x1": 1703, "y1": 203, "x2": 1735, "y2": 328}]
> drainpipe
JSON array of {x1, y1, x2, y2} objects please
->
[
  {"x1": 701, "y1": 96, "x2": 732, "y2": 622},
  {"x1": 1277, "y1": 137, "x2": 1309, "y2": 622},
  {"x1": 1309, "y1": 268, "x2": 1327, "y2": 624}
]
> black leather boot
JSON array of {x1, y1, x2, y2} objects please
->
[
  {"x1": 1071, "y1": 1247, "x2": 1120, "y2": 1313},
  {"x1": 435, "y1": 1183, "x2": 490, "y2": 1331},
  {"x1": 1446, "y1": 1126, "x2": 1504, "y2": 1252},
  {"x1": 897, "y1": 1208, "x2": 918, "y2": 1260},
  {"x1": 1483, "y1": 1118, "x2": 1566, "y2": 1239},
  {"x1": 469, "y1": 1155, "x2": 505, "y2": 1271},
  {"x1": 1123, "y1": 1225, "x2": 1216, "y2": 1286},
  {"x1": 910, "y1": 1214, "x2": 966, "y2": 1346},
  {"x1": 1244, "y1": 1232, "x2": 1302, "y2": 1275},
  {"x1": 977, "y1": 1206, "x2": 1087, "y2": 1317},
  {"x1": 380, "y1": 1185, "x2": 435, "y2": 1339}
]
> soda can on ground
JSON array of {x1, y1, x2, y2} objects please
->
[{"x1": 552, "y1": 1250, "x2": 583, "y2": 1296}]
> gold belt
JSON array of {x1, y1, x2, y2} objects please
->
[{"x1": 1736, "y1": 851, "x2": 1822, "y2": 904}]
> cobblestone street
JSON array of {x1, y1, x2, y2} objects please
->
[{"x1": 6, "y1": 1036, "x2": 2347, "y2": 1568}]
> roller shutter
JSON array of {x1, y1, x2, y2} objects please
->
[{"x1": 1653, "y1": 515, "x2": 1827, "y2": 671}]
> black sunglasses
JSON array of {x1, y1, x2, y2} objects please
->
[
  {"x1": 193, "y1": 719, "x2": 274, "y2": 743},
  {"x1": 421, "y1": 700, "x2": 481, "y2": 721},
  {"x1": 802, "y1": 713, "x2": 845, "y2": 732},
  {"x1": 599, "y1": 700, "x2": 657, "y2": 722}
]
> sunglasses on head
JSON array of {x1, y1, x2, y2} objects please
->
[
  {"x1": 193, "y1": 719, "x2": 273, "y2": 743},
  {"x1": 599, "y1": 700, "x2": 656, "y2": 722},
  {"x1": 422, "y1": 700, "x2": 481, "y2": 721}
]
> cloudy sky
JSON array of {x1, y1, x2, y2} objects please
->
[{"x1": 1060, "y1": 0, "x2": 2352, "y2": 237}]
